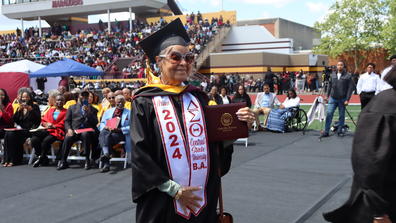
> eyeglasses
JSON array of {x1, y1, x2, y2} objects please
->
[
  {"x1": 108, "y1": 97, "x2": 115, "y2": 99},
  {"x1": 159, "y1": 52, "x2": 195, "y2": 64}
]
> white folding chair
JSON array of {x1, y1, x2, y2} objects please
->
[
  {"x1": 67, "y1": 141, "x2": 87, "y2": 161},
  {"x1": 99, "y1": 141, "x2": 128, "y2": 169},
  {"x1": 234, "y1": 138, "x2": 249, "y2": 148}
]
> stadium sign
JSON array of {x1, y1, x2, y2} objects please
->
[{"x1": 52, "y1": 0, "x2": 83, "y2": 8}]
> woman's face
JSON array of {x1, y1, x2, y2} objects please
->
[
  {"x1": 0, "y1": 90, "x2": 5, "y2": 102},
  {"x1": 55, "y1": 96, "x2": 65, "y2": 109},
  {"x1": 238, "y1": 86, "x2": 244, "y2": 94},
  {"x1": 158, "y1": 45, "x2": 193, "y2": 85},
  {"x1": 48, "y1": 96, "x2": 56, "y2": 106},
  {"x1": 220, "y1": 88, "x2": 227, "y2": 96},
  {"x1": 288, "y1": 91, "x2": 296, "y2": 98},
  {"x1": 210, "y1": 86, "x2": 218, "y2": 95},
  {"x1": 88, "y1": 93, "x2": 94, "y2": 104},
  {"x1": 21, "y1": 92, "x2": 31, "y2": 104}
]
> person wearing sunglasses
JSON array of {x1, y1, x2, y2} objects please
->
[
  {"x1": 98, "y1": 92, "x2": 117, "y2": 122},
  {"x1": 98, "y1": 95, "x2": 131, "y2": 173},
  {"x1": 131, "y1": 18, "x2": 255, "y2": 223}
]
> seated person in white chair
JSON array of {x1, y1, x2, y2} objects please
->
[
  {"x1": 98, "y1": 95, "x2": 131, "y2": 172},
  {"x1": 253, "y1": 84, "x2": 280, "y2": 130}
]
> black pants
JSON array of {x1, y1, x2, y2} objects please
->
[
  {"x1": 99, "y1": 129, "x2": 125, "y2": 156},
  {"x1": 60, "y1": 131, "x2": 98, "y2": 162},
  {"x1": 30, "y1": 130, "x2": 58, "y2": 157},
  {"x1": 359, "y1": 92, "x2": 375, "y2": 109},
  {"x1": 4, "y1": 130, "x2": 30, "y2": 165}
]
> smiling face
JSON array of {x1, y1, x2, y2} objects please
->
[
  {"x1": 55, "y1": 95, "x2": 65, "y2": 109},
  {"x1": 156, "y1": 45, "x2": 193, "y2": 85}
]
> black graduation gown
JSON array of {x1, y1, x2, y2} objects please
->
[
  {"x1": 323, "y1": 88, "x2": 396, "y2": 223},
  {"x1": 131, "y1": 85, "x2": 234, "y2": 223}
]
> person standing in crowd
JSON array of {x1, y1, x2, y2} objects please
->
[
  {"x1": 3, "y1": 89, "x2": 41, "y2": 167},
  {"x1": 264, "y1": 67, "x2": 276, "y2": 92},
  {"x1": 231, "y1": 84, "x2": 252, "y2": 108},
  {"x1": 321, "y1": 61, "x2": 354, "y2": 138},
  {"x1": 356, "y1": 63, "x2": 380, "y2": 109},
  {"x1": 323, "y1": 65, "x2": 396, "y2": 223},
  {"x1": 58, "y1": 77, "x2": 69, "y2": 91},
  {"x1": 219, "y1": 87, "x2": 231, "y2": 104},
  {"x1": 98, "y1": 95, "x2": 131, "y2": 173},
  {"x1": 208, "y1": 85, "x2": 222, "y2": 105},
  {"x1": 57, "y1": 91, "x2": 99, "y2": 170},
  {"x1": 253, "y1": 84, "x2": 280, "y2": 131},
  {"x1": 30, "y1": 95, "x2": 67, "y2": 168},
  {"x1": 122, "y1": 88, "x2": 132, "y2": 110},
  {"x1": 0, "y1": 89, "x2": 14, "y2": 157},
  {"x1": 376, "y1": 54, "x2": 396, "y2": 94},
  {"x1": 131, "y1": 18, "x2": 254, "y2": 223},
  {"x1": 101, "y1": 87, "x2": 112, "y2": 108}
]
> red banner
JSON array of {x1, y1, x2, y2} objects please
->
[{"x1": 52, "y1": 0, "x2": 83, "y2": 8}]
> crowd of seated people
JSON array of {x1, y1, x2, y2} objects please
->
[{"x1": 0, "y1": 86, "x2": 133, "y2": 172}]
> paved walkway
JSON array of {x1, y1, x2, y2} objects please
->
[{"x1": 0, "y1": 130, "x2": 354, "y2": 223}]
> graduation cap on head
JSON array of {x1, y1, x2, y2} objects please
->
[{"x1": 139, "y1": 18, "x2": 190, "y2": 62}]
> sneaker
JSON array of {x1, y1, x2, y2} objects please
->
[{"x1": 320, "y1": 132, "x2": 329, "y2": 138}]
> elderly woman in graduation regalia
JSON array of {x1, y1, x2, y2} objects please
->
[
  {"x1": 323, "y1": 65, "x2": 396, "y2": 223},
  {"x1": 131, "y1": 18, "x2": 254, "y2": 223}
]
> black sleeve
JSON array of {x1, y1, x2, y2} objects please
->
[
  {"x1": 218, "y1": 143, "x2": 234, "y2": 177},
  {"x1": 30, "y1": 105, "x2": 41, "y2": 129},
  {"x1": 85, "y1": 106, "x2": 98, "y2": 128},
  {"x1": 131, "y1": 97, "x2": 169, "y2": 202},
  {"x1": 346, "y1": 76, "x2": 355, "y2": 101},
  {"x1": 350, "y1": 112, "x2": 395, "y2": 216},
  {"x1": 327, "y1": 76, "x2": 332, "y2": 98},
  {"x1": 64, "y1": 108, "x2": 73, "y2": 131},
  {"x1": 246, "y1": 95, "x2": 252, "y2": 108}
]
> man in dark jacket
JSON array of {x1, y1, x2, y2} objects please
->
[
  {"x1": 321, "y1": 61, "x2": 354, "y2": 137},
  {"x1": 57, "y1": 91, "x2": 99, "y2": 170}
]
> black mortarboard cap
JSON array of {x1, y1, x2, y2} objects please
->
[{"x1": 139, "y1": 18, "x2": 190, "y2": 62}]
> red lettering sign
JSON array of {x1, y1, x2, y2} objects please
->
[{"x1": 52, "y1": 0, "x2": 83, "y2": 8}]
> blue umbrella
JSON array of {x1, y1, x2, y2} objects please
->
[{"x1": 30, "y1": 58, "x2": 103, "y2": 77}]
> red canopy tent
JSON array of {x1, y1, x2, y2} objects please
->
[
  {"x1": 0, "y1": 72, "x2": 30, "y2": 100},
  {"x1": 0, "y1": 60, "x2": 45, "y2": 100}
]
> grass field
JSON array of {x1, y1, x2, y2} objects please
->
[
  {"x1": 299, "y1": 105, "x2": 361, "y2": 132},
  {"x1": 258, "y1": 105, "x2": 362, "y2": 132}
]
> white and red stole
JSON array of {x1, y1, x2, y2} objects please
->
[{"x1": 153, "y1": 92, "x2": 210, "y2": 219}]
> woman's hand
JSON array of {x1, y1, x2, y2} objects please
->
[
  {"x1": 374, "y1": 215, "x2": 392, "y2": 223},
  {"x1": 177, "y1": 186, "x2": 203, "y2": 213},
  {"x1": 236, "y1": 107, "x2": 255, "y2": 127},
  {"x1": 66, "y1": 129, "x2": 74, "y2": 137}
]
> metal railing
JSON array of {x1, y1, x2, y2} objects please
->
[{"x1": 194, "y1": 26, "x2": 231, "y2": 71}]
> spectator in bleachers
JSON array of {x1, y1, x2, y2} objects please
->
[
  {"x1": 253, "y1": 84, "x2": 280, "y2": 131},
  {"x1": 31, "y1": 94, "x2": 67, "y2": 168},
  {"x1": 98, "y1": 95, "x2": 131, "y2": 173},
  {"x1": 0, "y1": 89, "x2": 14, "y2": 143},
  {"x1": 231, "y1": 84, "x2": 252, "y2": 108},
  {"x1": 57, "y1": 90, "x2": 99, "y2": 170},
  {"x1": 3, "y1": 89, "x2": 41, "y2": 167}
]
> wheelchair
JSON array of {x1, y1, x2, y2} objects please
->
[{"x1": 284, "y1": 106, "x2": 308, "y2": 134}]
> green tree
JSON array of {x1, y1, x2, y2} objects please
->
[
  {"x1": 313, "y1": 0, "x2": 388, "y2": 71},
  {"x1": 382, "y1": 0, "x2": 396, "y2": 55}
]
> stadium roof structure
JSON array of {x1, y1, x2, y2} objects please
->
[{"x1": 1, "y1": 0, "x2": 182, "y2": 21}]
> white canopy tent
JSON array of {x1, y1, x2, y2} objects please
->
[{"x1": 0, "y1": 60, "x2": 60, "y2": 93}]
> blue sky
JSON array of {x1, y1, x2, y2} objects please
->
[{"x1": 0, "y1": 0, "x2": 334, "y2": 31}]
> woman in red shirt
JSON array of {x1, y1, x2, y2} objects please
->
[
  {"x1": 30, "y1": 95, "x2": 67, "y2": 167},
  {"x1": 0, "y1": 88, "x2": 14, "y2": 145}
]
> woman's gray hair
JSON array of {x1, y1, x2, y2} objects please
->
[
  {"x1": 48, "y1": 89, "x2": 60, "y2": 98},
  {"x1": 115, "y1": 95, "x2": 125, "y2": 102}
]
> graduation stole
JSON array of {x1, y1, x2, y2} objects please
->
[{"x1": 153, "y1": 92, "x2": 210, "y2": 219}]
